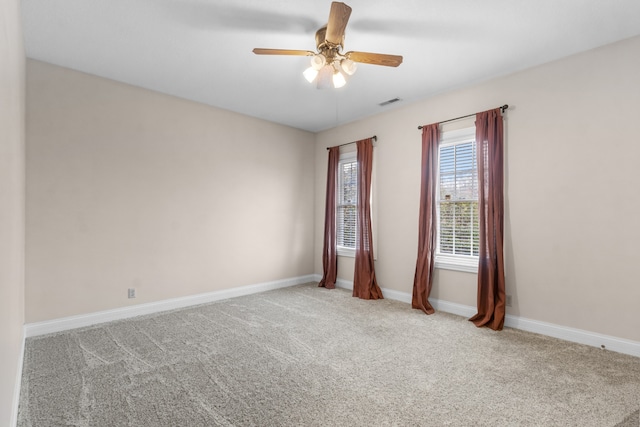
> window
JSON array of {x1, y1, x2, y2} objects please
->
[
  {"x1": 337, "y1": 152, "x2": 357, "y2": 256},
  {"x1": 436, "y1": 127, "x2": 479, "y2": 273}
]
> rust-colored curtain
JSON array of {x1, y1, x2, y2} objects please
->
[
  {"x1": 353, "y1": 138, "x2": 383, "y2": 300},
  {"x1": 319, "y1": 147, "x2": 340, "y2": 289},
  {"x1": 469, "y1": 108, "x2": 506, "y2": 330},
  {"x1": 412, "y1": 124, "x2": 440, "y2": 314}
]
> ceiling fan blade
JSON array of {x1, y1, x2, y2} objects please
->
[
  {"x1": 325, "y1": 2, "x2": 352, "y2": 45},
  {"x1": 346, "y1": 51, "x2": 403, "y2": 67},
  {"x1": 252, "y1": 48, "x2": 314, "y2": 56}
]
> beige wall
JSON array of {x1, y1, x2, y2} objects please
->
[
  {"x1": 315, "y1": 35, "x2": 640, "y2": 342},
  {"x1": 0, "y1": 0, "x2": 25, "y2": 423},
  {"x1": 26, "y1": 60, "x2": 315, "y2": 322}
]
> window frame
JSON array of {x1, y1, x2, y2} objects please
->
[
  {"x1": 335, "y1": 149, "x2": 377, "y2": 259},
  {"x1": 435, "y1": 126, "x2": 479, "y2": 273},
  {"x1": 336, "y1": 151, "x2": 357, "y2": 257}
]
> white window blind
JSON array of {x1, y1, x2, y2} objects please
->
[
  {"x1": 437, "y1": 129, "x2": 479, "y2": 262},
  {"x1": 337, "y1": 157, "x2": 357, "y2": 249}
]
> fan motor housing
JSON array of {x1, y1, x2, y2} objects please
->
[{"x1": 315, "y1": 26, "x2": 344, "y2": 51}]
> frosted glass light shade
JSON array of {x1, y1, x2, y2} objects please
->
[
  {"x1": 316, "y1": 65, "x2": 333, "y2": 89},
  {"x1": 303, "y1": 67, "x2": 318, "y2": 83},
  {"x1": 333, "y1": 71, "x2": 346, "y2": 88},
  {"x1": 341, "y1": 59, "x2": 357, "y2": 75},
  {"x1": 310, "y1": 54, "x2": 326, "y2": 70}
]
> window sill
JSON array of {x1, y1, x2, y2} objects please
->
[
  {"x1": 337, "y1": 247, "x2": 378, "y2": 261},
  {"x1": 435, "y1": 255, "x2": 478, "y2": 274},
  {"x1": 337, "y1": 247, "x2": 355, "y2": 258}
]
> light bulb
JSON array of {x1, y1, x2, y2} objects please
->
[
  {"x1": 303, "y1": 67, "x2": 318, "y2": 83},
  {"x1": 341, "y1": 59, "x2": 357, "y2": 75},
  {"x1": 310, "y1": 54, "x2": 326, "y2": 70},
  {"x1": 333, "y1": 71, "x2": 346, "y2": 88}
]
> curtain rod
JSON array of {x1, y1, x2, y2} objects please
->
[
  {"x1": 326, "y1": 135, "x2": 377, "y2": 150},
  {"x1": 417, "y1": 105, "x2": 509, "y2": 130},
  {"x1": 327, "y1": 135, "x2": 378, "y2": 150}
]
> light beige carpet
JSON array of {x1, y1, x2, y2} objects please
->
[{"x1": 18, "y1": 283, "x2": 640, "y2": 426}]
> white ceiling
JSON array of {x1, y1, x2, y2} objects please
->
[{"x1": 20, "y1": 0, "x2": 640, "y2": 132}]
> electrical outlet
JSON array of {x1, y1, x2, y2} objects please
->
[
  {"x1": 506, "y1": 294, "x2": 512, "y2": 307},
  {"x1": 128, "y1": 288, "x2": 136, "y2": 299}
]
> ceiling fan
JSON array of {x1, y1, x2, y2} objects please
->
[{"x1": 252, "y1": 2, "x2": 403, "y2": 89}]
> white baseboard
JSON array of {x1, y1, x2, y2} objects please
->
[
  {"x1": 326, "y1": 275, "x2": 640, "y2": 358},
  {"x1": 11, "y1": 327, "x2": 26, "y2": 427},
  {"x1": 430, "y1": 298, "x2": 477, "y2": 318},
  {"x1": 335, "y1": 277, "x2": 352, "y2": 292},
  {"x1": 503, "y1": 314, "x2": 640, "y2": 358},
  {"x1": 25, "y1": 275, "x2": 316, "y2": 337},
  {"x1": 25, "y1": 272, "x2": 640, "y2": 358}
]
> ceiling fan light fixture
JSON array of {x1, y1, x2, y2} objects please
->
[
  {"x1": 340, "y1": 58, "x2": 357, "y2": 76},
  {"x1": 310, "y1": 54, "x2": 326, "y2": 70},
  {"x1": 253, "y1": 3, "x2": 403, "y2": 90},
  {"x1": 303, "y1": 67, "x2": 319, "y2": 83}
]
